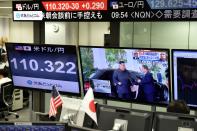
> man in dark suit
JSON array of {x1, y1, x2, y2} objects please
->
[
  {"x1": 113, "y1": 61, "x2": 132, "y2": 99},
  {"x1": 137, "y1": 65, "x2": 155, "y2": 102}
]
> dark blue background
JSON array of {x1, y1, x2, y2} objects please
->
[{"x1": 7, "y1": 44, "x2": 78, "y2": 82}]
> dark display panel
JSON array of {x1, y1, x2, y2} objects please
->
[
  {"x1": 6, "y1": 43, "x2": 80, "y2": 95},
  {"x1": 79, "y1": 46, "x2": 170, "y2": 105},
  {"x1": 172, "y1": 50, "x2": 197, "y2": 108}
]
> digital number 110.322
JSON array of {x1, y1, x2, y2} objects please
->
[{"x1": 10, "y1": 58, "x2": 76, "y2": 74}]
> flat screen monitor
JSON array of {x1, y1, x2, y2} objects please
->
[
  {"x1": 79, "y1": 46, "x2": 170, "y2": 105},
  {"x1": 0, "y1": 122, "x2": 67, "y2": 130},
  {"x1": 154, "y1": 112, "x2": 197, "y2": 131},
  {"x1": 172, "y1": 49, "x2": 197, "y2": 108},
  {"x1": 6, "y1": 43, "x2": 80, "y2": 95},
  {"x1": 97, "y1": 104, "x2": 153, "y2": 131}
]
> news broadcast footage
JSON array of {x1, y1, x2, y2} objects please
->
[
  {"x1": 80, "y1": 47, "x2": 170, "y2": 104},
  {"x1": 173, "y1": 50, "x2": 197, "y2": 108}
]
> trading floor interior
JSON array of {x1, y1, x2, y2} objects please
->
[{"x1": 1, "y1": 0, "x2": 197, "y2": 131}]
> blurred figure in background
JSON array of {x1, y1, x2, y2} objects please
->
[
  {"x1": 0, "y1": 69, "x2": 11, "y2": 88},
  {"x1": 167, "y1": 100, "x2": 190, "y2": 114},
  {"x1": 0, "y1": 37, "x2": 8, "y2": 69}
]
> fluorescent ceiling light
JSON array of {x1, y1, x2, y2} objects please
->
[
  {"x1": 0, "y1": 7, "x2": 12, "y2": 8},
  {"x1": 0, "y1": 16, "x2": 12, "y2": 18}
]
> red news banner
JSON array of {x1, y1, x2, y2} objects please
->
[{"x1": 42, "y1": 0, "x2": 107, "y2": 11}]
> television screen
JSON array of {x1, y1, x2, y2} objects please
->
[
  {"x1": 79, "y1": 46, "x2": 170, "y2": 105},
  {"x1": 6, "y1": 43, "x2": 80, "y2": 95},
  {"x1": 172, "y1": 50, "x2": 197, "y2": 108}
]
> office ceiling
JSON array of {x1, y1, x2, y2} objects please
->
[
  {"x1": 0, "y1": 0, "x2": 31, "y2": 18},
  {"x1": 0, "y1": 1, "x2": 12, "y2": 18}
]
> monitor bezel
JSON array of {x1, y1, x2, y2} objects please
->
[
  {"x1": 154, "y1": 111, "x2": 197, "y2": 131},
  {"x1": 171, "y1": 49, "x2": 197, "y2": 109},
  {"x1": 79, "y1": 45, "x2": 171, "y2": 107},
  {"x1": 154, "y1": 111, "x2": 197, "y2": 118},
  {"x1": 6, "y1": 42, "x2": 81, "y2": 96}
]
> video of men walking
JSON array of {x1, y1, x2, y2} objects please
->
[{"x1": 80, "y1": 46, "x2": 170, "y2": 104}]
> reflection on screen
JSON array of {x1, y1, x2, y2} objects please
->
[{"x1": 173, "y1": 50, "x2": 197, "y2": 107}]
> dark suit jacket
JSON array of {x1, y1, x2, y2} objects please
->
[
  {"x1": 140, "y1": 72, "x2": 155, "y2": 94},
  {"x1": 113, "y1": 69, "x2": 131, "y2": 94}
]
